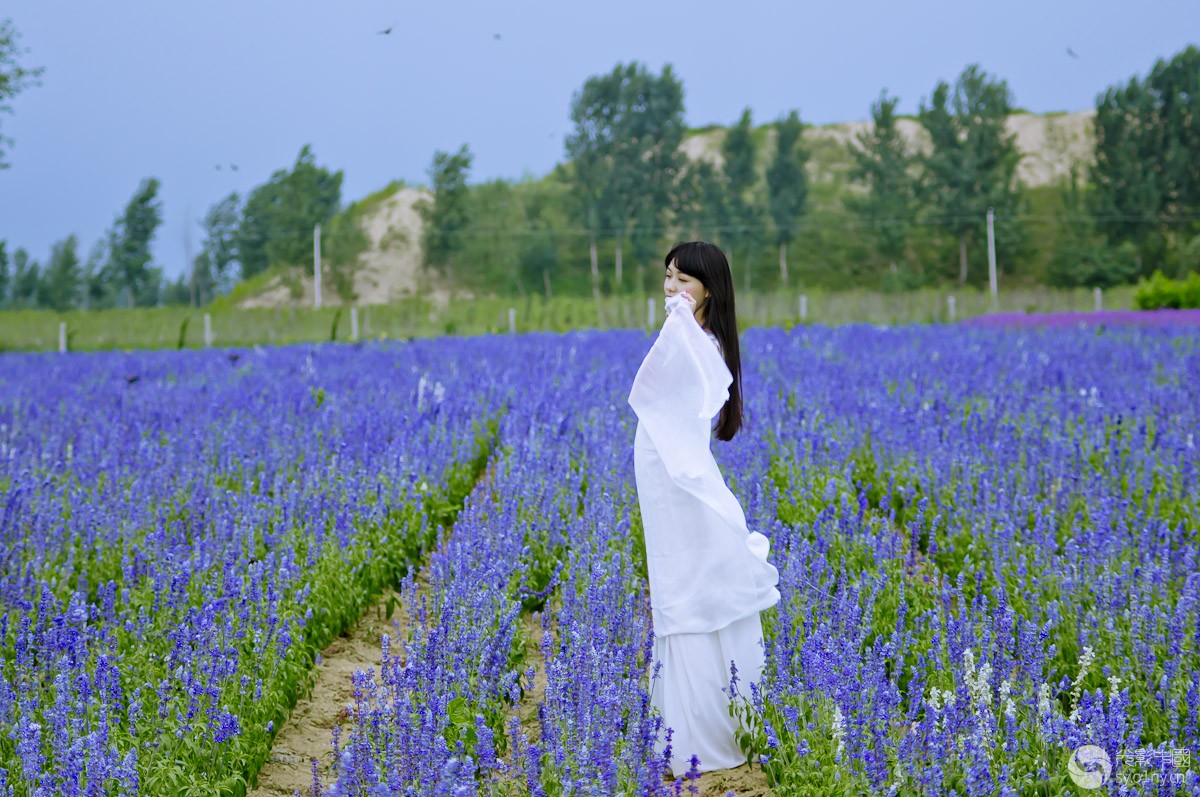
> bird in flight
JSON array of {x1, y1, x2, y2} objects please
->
[
  {"x1": 493, "y1": 32, "x2": 501, "y2": 40},
  {"x1": 230, "y1": 164, "x2": 238, "y2": 172},
  {"x1": 378, "y1": 26, "x2": 393, "y2": 35},
  {"x1": 1066, "y1": 47, "x2": 1079, "y2": 59}
]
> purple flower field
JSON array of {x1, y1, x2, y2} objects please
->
[
  {"x1": 1, "y1": 324, "x2": 1198, "y2": 796},
  {"x1": 963, "y1": 309, "x2": 1200, "y2": 328}
]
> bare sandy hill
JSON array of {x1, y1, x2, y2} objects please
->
[
  {"x1": 686, "y1": 110, "x2": 1095, "y2": 188},
  {"x1": 238, "y1": 186, "x2": 437, "y2": 309},
  {"x1": 239, "y1": 111, "x2": 1095, "y2": 309}
]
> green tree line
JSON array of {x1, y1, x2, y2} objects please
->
[
  {"x1": 3, "y1": 11, "x2": 1197, "y2": 310},
  {"x1": 415, "y1": 44, "x2": 1200, "y2": 298}
]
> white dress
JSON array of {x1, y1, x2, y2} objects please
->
[{"x1": 628, "y1": 299, "x2": 781, "y2": 778}]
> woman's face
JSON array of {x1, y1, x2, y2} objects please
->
[{"x1": 664, "y1": 259, "x2": 709, "y2": 316}]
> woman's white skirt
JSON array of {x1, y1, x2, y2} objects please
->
[{"x1": 650, "y1": 610, "x2": 766, "y2": 777}]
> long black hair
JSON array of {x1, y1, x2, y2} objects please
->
[{"x1": 664, "y1": 241, "x2": 743, "y2": 441}]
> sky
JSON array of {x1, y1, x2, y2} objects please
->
[{"x1": 1, "y1": 0, "x2": 1197, "y2": 281}]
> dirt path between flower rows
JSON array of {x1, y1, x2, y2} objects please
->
[
  {"x1": 248, "y1": 574, "x2": 426, "y2": 797},
  {"x1": 249, "y1": 572, "x2": 770, "y2": 797}
]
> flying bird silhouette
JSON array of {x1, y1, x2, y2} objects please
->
[
  {"x1": 1066, "y1": 47, "x2": 1079, "y2": 59},
  {"x1": 378, "y1": 26, "x2": 393, "y2": 35},
  {"x1": 493, "y1": 33, "x2": 501, "y2": 40},
  {"x1": 230, "y1": 163, "x2": 238, "y2": 172}
]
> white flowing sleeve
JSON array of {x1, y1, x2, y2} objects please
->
[
  {"x1": 627, "y1": 300, "x2": 780, "y2": 635},
  {"x1": 627, "y1": 299, "x2": 732, "y2": 484}
]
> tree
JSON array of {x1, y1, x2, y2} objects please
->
[
  {"x1": 1048, "y1": 167, "x2": 1138, "y2": 289},
  {"x1": 519, "y1": 188, "x2": 560, "y2": 297},
  {"x1": 40, "y1": 234, "x2": 81, "y2": 311},
  {"x1": 565, "y1": 69, "x2": 620, "y2": 298},
  {"x1": 106, "y1": 177, "x2": 164, "y2": 307},
  {"x1": 200, "y1": 192, "x2": 241, "y2": 294},
  {"x1": 323, "y1": 206, "x2": 370, "y2": 302},
  {"x1": 847, "y1": 90, "x2": 917, "y2": 279},
  {"x1": 918, "y1": 65, "x2": 1023, "y2": 284},
  {"x1": 608, "y1": 63, "x2": 686, "y2": 291},
  {"x1": 11, "y1": 247, "x2": 38, "y2": 307},
  {"x1": 82, "y1": 236, "x2": 115, "y2": 309},
  {"x1": 722, "y1": 108, "x2": 762, "y2": 292},
  {"x1": 162, "y1": 273, "x2": 192, "y2": 306},
  {"x1": 237, "y1": 145, "x2": 342, "y2": 279},
  {"x1": 0, "y1": 241, "x2": 8, "y2": 307},
  {"x1": 766, "y1": 110, "x2": 809, "y2": 286},
  {"x1": 1090, "y1": 45, "x2": 1200, "y2": 276},
  {"x1": 0, "y1": 18, "x2": 45, "y2": 169},
  {"x1": 415, "y1": 144, "x2": 472, "y2": 288},
  {"x1": 675, "y1": 159, "x2": 728, "y2": 242}
]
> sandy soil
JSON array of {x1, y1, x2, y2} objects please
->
[
  {"x1": 687, "y1": 109, "x2": 1094, "y2": 189},
  {"x1": 238, "y1": 186, "x2": 442, "y2": 310},
  {"x1": 248, "y1": 576, "x2": 426, "y2": 797}
]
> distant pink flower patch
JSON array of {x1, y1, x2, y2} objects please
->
[{"x1": 962, "y1": 309, "x2": 1200, "y2": 328}]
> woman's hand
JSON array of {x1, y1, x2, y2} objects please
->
[{"x1": 679, "y1": 290, "x2": 696, "y2": 312}]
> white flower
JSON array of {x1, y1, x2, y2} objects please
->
[
  {"x1": 1037, "y1": 682, "x2": 1053, "y2": 716},
  {"x1": 963, "y1": 648, "x2": 993, "y2": 710},
  {"x1": 831, "y1": 705, "x2": 846, "y2": 758},
  {"x1": 1068, "y1": 646, "x2": 1095, "y2": 723},
  {"x1": 999, "y1": 679, "x2": 1016, "y2": 719}
]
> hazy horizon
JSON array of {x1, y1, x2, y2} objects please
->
[{"x1": 1, "y1": 0, "x2": 1197, "y2": 281}]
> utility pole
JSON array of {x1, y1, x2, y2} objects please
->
[
  {"x1": 314, "y1": 223, "x2": 322, "y2": 309},
  {"x1": 185, "y1": 203, "x2": 196, "y2": 307},
  {"x1": 986, "y1": 207, "x2": 998, "y2": 308}
]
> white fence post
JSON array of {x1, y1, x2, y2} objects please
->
[
  {"x1": 350, "y1": 307, "x2": 359, "y2": 341},
  {"x1": 1094, "y1": 287, "x2": 1103, "y2": 312},
  {"x1": 647, "y1": 297, "x2": 655, "y2": 329},
  {"x1": 948, "y1": 295, "x2": 956, "y2": 322},
  {"x1": 799, "y1": 294, "x2": 808, "y2": 322},
  {"x1": 59, "y1": 322, "x2": 67, "y2": 353},
  {"x1": 204, "y1": 313, "x2": 213, "y2": 347},
  {"x1": 508, "y1": 307, "x2": 516, "y2": 334}
]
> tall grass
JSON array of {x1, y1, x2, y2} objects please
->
[{"x1": 0, "y1": 285, "x2": 1137, "y2": 352}]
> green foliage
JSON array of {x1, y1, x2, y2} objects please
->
[
  {"x1": 766, "y1": 110, "x2": 810, "y2": 249},
  {"x1": 565, "y1": 65, "x2": 621, "y2": 273},
  {"x1": 176, "y1": 315, "x2": 189, "y2": 348},
  {"x1": 847, "y1": 91, "x2": 916, "y2": 279},
  {"x1": 0, "y1": 17, "x2": 44, "y2": 169},
  {"x1": 328, "y1": 307, "x2": 342, "y2": 341},
  {"x1": 10, "y1": 246, "x2": 38, "y2": 308},
  {"x1": 918, "y1": 64, "x2": 1026, "y2": 285},
  {"x1": 236, "y1": 145, "x2": 342, "y2": 280},
  {"x1": 1134, "y1": 269, "x2": 1200, "y2": 309},
  {"x1": 723, "y1": 107, "x2": 764, "y2": 290},
  {"x1": 415, "y1": 144, "x2": 472, "y2": 281},
  {"x1": 323, "y1": 206, "x2": 370, "y2": 302},
  {"x1": 1090, "y1": 45, "x2": 1200, "y2": 276},
  {"x1": 106, "y1": 177, "x2": 165, "y2": 308},
  {"x1": 565, "y1": 61, "x2": 686, "y2": 292},
  {"x1": 675, "y1": 158, "x2": 728, "y2": 243},
  {"x1": 201, "y1": 192, "x2": 242, "y2": 296},
  {"x1": 40, "y1": 234, "x2": 82, "y2": 311},
  {"x1": 1047, "y1": 168, "x2": 1140, "y2": 288},
  {"x1": 0, "y1": 241, "x2": 7, "y2": 307}
]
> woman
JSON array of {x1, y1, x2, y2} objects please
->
[{"x1": 627, "y1": 241, "x2": 781, "y2": 777}]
